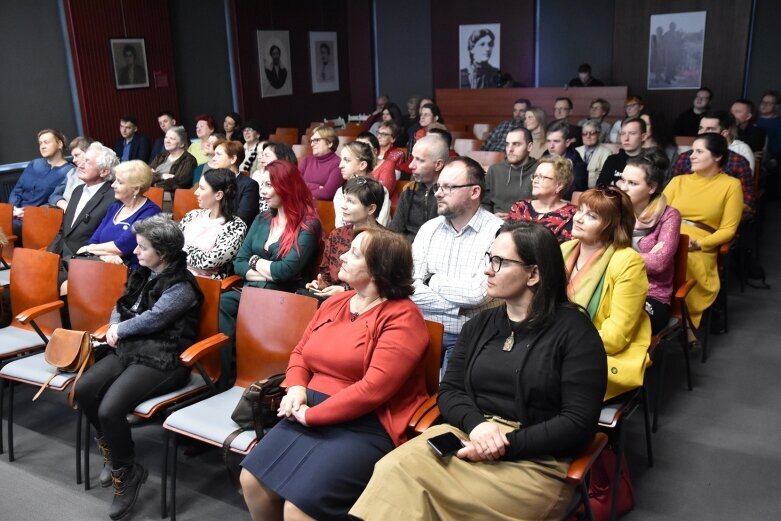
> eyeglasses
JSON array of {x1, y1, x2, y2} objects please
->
[
  {"x1": 484, "y1": 252, "x2": 531, "y2": 273},
  {"x1": 436, "y1": 183, "x2": 478, "y2": 194},
  {"x1": 594, "y1": 185, "x2": 624, "y2": 219},
  {"x1": 377, "y1": 132, "x2": 394, "y2": 137},
  {"x1": 532, "y1": 173, "x2": 555, "y2": 182},
  {"x1": 582, "y1": 130, "x2": 599, "y2": 137},
  {"x1": 310, "y1": 137, "x2": 325, "y2": 145}
]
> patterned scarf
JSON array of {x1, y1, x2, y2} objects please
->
[{"x1": 561, "y1": 240, "x2": 615, "y2": 319}]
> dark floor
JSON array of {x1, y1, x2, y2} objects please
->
[{"x1": 2, "y1": 206, "x2": 781, "y2": 521}]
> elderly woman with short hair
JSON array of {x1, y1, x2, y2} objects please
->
[
  {"x1": 300, "y1": 125, "x2": 343, "y2": 200},
  {"x1": 75, "y1": 215, "x2": 203, "y2": 521},
  {"x1": 576, "y1": 119, "x2": 615, "y2": 188},
  {"x1": 150, "y1": 126, "x2": 197, "y2": 190}
]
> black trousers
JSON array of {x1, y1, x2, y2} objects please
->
[
  {"x1": 74, "y1": 351, "x2": 189, "y2": 467},
  {"x1": 645, "y1": 297, "x2": 672, "y2": 335}
]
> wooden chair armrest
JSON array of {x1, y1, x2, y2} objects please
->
[
  {"x1": 6, "y1": 233, "x2": 18, "y2": 243},
  {"x1": 220, "y1": 275, "x2": 242, "y2": 291},
  {"x1": 179, "y1": 333, "x2": 230, "y2": 366},
  {"x1": 16, "y1": 300, "x2": 64, "y2": 324},
  {"x1": 413, "y1": 404, "x2": 442, "y2": 435},
  {"x1": 674, "y1": 279, "x2": 696, "y2": 300},
  {"x1": 718, "y1": 242, "x2": 731, "y2": 256},
  {"x1": 92, "y1": 324, "x2": 110, "y2": 338},
  {"x1": 408, "y1": 395, "x2": 438, "y2": 429},
  {"x1": 566, "y1": 432, "x2": 609, "y2": 484}
]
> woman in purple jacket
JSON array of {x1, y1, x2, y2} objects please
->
[
  {"x1": 617, "y1": 149, "x2": 681, "y2": 333},
  {"x1": 300, "y1": 125, "x2": 343, "y2": 200}
]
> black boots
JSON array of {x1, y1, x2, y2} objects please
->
[
  {"x1": 109, "y1": 463, "x2": 148, "y2": 520},
  {"x1": 95, "y1": 437, "x2": 112, "y2": 488}
]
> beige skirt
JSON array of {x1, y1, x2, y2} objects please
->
[{"x1": 350, "y1": 423, "x2": 574, "y2": 521}]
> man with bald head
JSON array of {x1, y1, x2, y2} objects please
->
[{"x1": 389, "y1": 134, "x2": 449, "y2": 241}]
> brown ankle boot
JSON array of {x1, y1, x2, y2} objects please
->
[{"x1": 109, "y1": 463, "x2": 148, "y2": 520}]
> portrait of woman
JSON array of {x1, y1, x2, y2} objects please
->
[{"x1": 459, "y1": 25, "x2": 501, "y2": 89}]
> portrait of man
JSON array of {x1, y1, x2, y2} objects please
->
[
  {"x1": 310, "y1": 31, "x2": 339, "y2": 93},
  {"x1": 265, "y1": 45, "x2": 288, "y2": 89},
  {"x1": 111, "y1": 39, "x2": 149, "y2": 89},
  {"x1": 257, "y1": 30, "x2": 293, "y2": 98}
]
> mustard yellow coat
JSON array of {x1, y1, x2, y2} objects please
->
[{"x1": 562, "y1": 242, "x2": 652, "y2": 400}]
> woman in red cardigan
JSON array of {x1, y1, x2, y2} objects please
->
[{"x1": 239, "y1": 227, "x2": 429, "y2": 521}]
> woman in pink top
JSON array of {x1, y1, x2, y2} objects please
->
[
  {"x1": 617, "y1": 150, "x2": 681, "y2": 334},
  {"x1": 299, "y1": 125, "x2": 343, "y2": 200},
  {"x1": 179, "y1": 168, "x2": 247, "y2": 279}
]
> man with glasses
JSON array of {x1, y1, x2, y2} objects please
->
[
  {"x1": 482, "y1": 128, "x2": 537, "y2": 218},
  {"x1": 410, "y1": 156, "x2": 502, "y2": 374},
  {"x1": 596, "y1": 117, "x2": 647, "y2": 186},
  {"x1": 673, "y1": 87, "x2": 713, "y2": 137},
  {"x1": 481, "y1": 98, "x2": 530, "y2": 152}
]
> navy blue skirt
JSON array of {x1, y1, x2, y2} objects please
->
[{"x1": 241, "y1": 389, "x2": 394, "y2": 521}]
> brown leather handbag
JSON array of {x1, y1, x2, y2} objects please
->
[{"x1": 33, "y1": 328, "x2": 94, "y2": 407}]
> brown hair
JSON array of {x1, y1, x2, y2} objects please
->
[
  {"x1": 37, "y1": 129, "x2": 67, "y2": 153},
  {"x1": 357, "y1": 228, "x2": 414, "y2": 299},
  {"x1": 577, "y1": 188, "x2": 635, "y2": 247},
  {"x1": 214, "y1": 139, "x2": 245, "y2": 168},
  {"x1": 312, "y1": 125, "x2": 338, "y2": 152}
]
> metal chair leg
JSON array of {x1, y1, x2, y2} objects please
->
[
  {"x1": 652, "y1": 341, "x2": 667, "y2": 433},
  {"x1": 7, "y1": 381, "x2": 14, "y2": 462},
  {"x1": 641, "y1": 386, "x2": 654, "y2": 467},
  {"x1": 162, "y1": 429, "x2": 170, "y2": 518},
  {"x1": 0, "y1": 378, "x2": 5, "y2": 455},
  {"x1": 580, "y1": 479, "x2": 595, "y2": 521},
  {"x1": 76, "y1": 410, "x2": 82, "y2": 484},
  {"x1": 701, "y1": 308, "x2": 711, "y2": 364},
  {"x1": 84, "y1": 418, "x2": 91, "y2": 490},
  {"x1": 680, "y1": 328, "x2": 693, "y2": 391},
  {"x1": 171, "y1": 434, "x2": 179, "y2": 521}
]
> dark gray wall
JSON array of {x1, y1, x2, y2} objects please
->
[
  {"x1": 537, "y1": 0, "x2": 615, "y2": 87},
  {"x1": 168, "y1": 0, "x2": 233, "y2": 133},
  {"x1": 0, "y1": 1, "x2": 77, "y2": 164},
  {"x1": 746, "y1": 0, "x2": 780, "y2": 103},
  {"x1": 374, "y1": 0, "x2": 433, "y2": 107}
]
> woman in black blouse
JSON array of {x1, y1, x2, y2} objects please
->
[{"x1": 352, "y1": 221, "x2": 607, "y2": 521}]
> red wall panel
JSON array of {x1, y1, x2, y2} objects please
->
[{"x1": 64, "y1": 0, "x2": 178, "y2": 147}]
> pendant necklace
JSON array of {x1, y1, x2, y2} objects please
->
[
  {"x1": 503, "y1": 317, "x2": 522, "y2": 352},
  {"x1": 350, "y1": 295, "x2": 382, "y2": 322}
]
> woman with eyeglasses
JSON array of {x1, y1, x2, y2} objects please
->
[
  {"x1": 332, "y1": 141, "x2": 391, "y2": 227},
  {"x1": 507, "y1": 156, "x2": 577, "y2": 243},
  {"x1": 560, "y1": 187, "x2": 652, "y2": 400},
  {"x1": 300, "y1": 125, "x2": 343, "y2": 201},
  {"x1": 617, "y1": 150, "x2": 681, "y2": 334},
  {"x1": 351, "y1": 221, "x2": 606, "y2": 521},
  {"x1": 662, "y1": 133, "x2": 742, "y2": 340}
]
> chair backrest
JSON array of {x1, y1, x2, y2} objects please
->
[
  {"x1": 268, "y1": 133, "x2": 296, "y2": 146},
  {"x1": 338, "y1": 123, "x2": 363, "y2": 137},
  {"x1": 450, "y1": 130, "x2": 476, "y2": 141},
  {"x1": 0, "y1": 202, "x2": 16, "y2": 261},
  {"x1": 275, "y1": 127, "x2": 299, "y2": 140},
  {"x1": 146, "y1": 186, "x2": 165, "y2": 209},
  {"x1": 465, "y1": 150, "x2": 505, "y2": 170},
  {"x1": 670, "y1": 234, "x2": 688, "y2": 318},
  {"x1": 21, "y1": 206, "x2": 63, "y2": 250},
  {"x1": 67, "y1": 260, "x2": 127, "y2": 332},
  {"x1": 423, "y1": 321, "x2": 444, "y2": 396},
  {"x1": 172, "y1": 188, "x2": 200, "y2": 222},
  {"x1": 472, "y1": 123, "x2": 492, "y2": 140},
  {"x1": 453, "y1": 138, "x2": 480, "y2": 155},
  {"x1": 9, "y1": 248, "x2": 62, "y2": 331},
  {"x1": 194, "y1": 276, "x2": 223, "y2": 379},
  {"x1": 234, "y1": 287, "x2": 318, "y2": 386},
  {"x1": 315, "y1": 199, "x2": 336, "y2": 239},
  {"x1": 292, "y1": 144, "x2": 312, "y2": 159},
  {"x1": 675, "y1": 136, "x2": 696, "y2": 147}
]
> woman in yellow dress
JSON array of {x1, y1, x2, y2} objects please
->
[{"x1": 663, "y1": 132, "x2": 743, "y2": 335}]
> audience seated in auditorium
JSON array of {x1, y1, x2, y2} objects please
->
[
  {"x1": 617, "y1": 150, "x2": 681, "y2": 334},
  {"x1": 389, "y1": 134, "x2": 447, "y2": 242},
  {"x1": 252, "y1": 142, "x2": 297, "y2": 213},
  {"x1": 596, "y1": 116, "x2": 647, "y2": 186},
  {"x1": 411, "y1": 156, "x2": 502, "y2": 373},
  {"x1": 730, "y1": 99, "x2": 766, "y2": 152},
  {"x1": 240, "y1": 228, "x2": 429, "y2": 521},
  {"x1": 664, "y1": 133, "x2": 743, "y2": 340},
  {"x1": 568, "y1": 62, "x2": 605, "y2": 87},
  {"x1": 209, "y1": 139, "x2": 259, "y2": 226},
  {"x1": 671, "y1": 111, "x2": 754, "y2": 211},
  {"x1": 544, "y1": 119, "x2": 588, "y2": 197},
  {"x1": 355, "y1": 132, "x2": 397, "y2": 198},
  {"x1": 74, "y1": 215, "x2": 203, "y2": 521},
  {"x1": 351, "y1": 221, "x2": 606, "y2": 521},
  {"x1": 523, "y1": 106, "x2": 548, "y2": 159},
  {"x1": 609, "y1": 95, "x2": 645, "y2": 143},
  {"x1": 672, "y1": 87, "x2": 712, "y2": 137},
  {"x1": 222, "y1": 111, "x2": 244, "y2": 143},
  {"x1": 149, "y1": 126, "x2": 197, "y2": 191},
  {"x1": 577, "y1": 119, "x2": 613, "y2": 187},
  {"x1": 188, "y1": 114, "x2": 216, "y2": 165},
  {"x1": 482, "y1": 127, "x2": 538, "y2": 218},
  {"x1": 50, "y1": 142, "x2": 118, "y2": 293},
  {"x1": 551, "y1": 97, "x2": 583, "y2": 147},
  {"x1": 480, "y1": 98, "x2": 529, "y2": 152},
  {"x1": 300, "y1": 125, "x2": 343, "y2": 201},
  {"x1": 78, "y1": 160, "x2": 161, "y2": 269},
  {"x1": 9, "y1": 128, "x2": 72, "y2": 236},
  {"x1": 561, "y1": 187, "x2": 652, "y2": 400},
  {"x1": 219, "y1": 160, "x2": 321, "y2": 385},
  {"x1": 49, "y1": 136, "x2": 93, "y2": 210},
  {"x1": 508, "y1": 155, "x2": 577, "y2": 243},
  {"x1": 333, "y1": 141, "x2": 390, "y2": 227},
  {"x1": 180, "y1": 168, "x2": 247, "y2": 280},
  {"x1": 113, "y1": 115, "x2": 150, "y2": 163},
  {"x1": 304, "y1": 177, "x2": 385, "y2": 300},
  {"x1": 578, "y1": 98, "x2": 612, "y2": 143},
  {"x1": 240, "y1": 120, "x2": 263, "y2": 175},
  {"x1": 150, "y1": 111, "x2": 177, "y2": 159}
]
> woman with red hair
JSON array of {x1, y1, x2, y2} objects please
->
[
  {"x1": 187, "y1": 114, "x2": 216, "y2": 165},
  {"x1": 218, "y1": 159, "x2": 322, "y2": 386}
]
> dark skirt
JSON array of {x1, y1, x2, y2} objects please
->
[{"x1": 241, "y1": 389, "x2": 394, "y2": 521}]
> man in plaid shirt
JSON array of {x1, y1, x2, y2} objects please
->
[{"x1": 480, "y1": 98, "x2": 530, "y2": 152}]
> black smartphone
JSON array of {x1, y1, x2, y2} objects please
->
[{"x1": 426, "y1": 432, "x2": 464, "y2": 458}]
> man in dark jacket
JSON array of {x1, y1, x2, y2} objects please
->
[
  {"x1": 113, "y1": 115, "x2": 150, "y2": 163},
  {"x1": 544, "y1": 120, "x2": 588, "y2": 198},
  {"x1": 596, "y1": 117, "x2": 647, "y2": 187}
]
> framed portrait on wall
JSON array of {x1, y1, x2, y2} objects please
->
[
  {"x1": 458, "y1": 23, "x2": 501, "y2": 89},
  {"x1": 309, "y1": 31, "x2": 339, "y2": 93},
  {"x1": 647, "y1": 11, "x2": 706, "y2": 90},
  {"x1": 110, "y1": 38, "x2": 149, "y2": 90},
  {"x1": 258, "y1": 30, "x2": 293, "y2": 98}
]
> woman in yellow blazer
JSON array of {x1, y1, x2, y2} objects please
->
[{"x1": 561, "y1": 187, "x2": 652, "y2": 400}]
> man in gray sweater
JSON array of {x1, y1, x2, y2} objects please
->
[{"x1": 481, "y1": 127, "x2": 537, "y2": 219}]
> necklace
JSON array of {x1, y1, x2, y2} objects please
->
[
  {"x1": 350, "y1": 295, "x2": 382, "y2": 322},
  {"x1": 502, "y1": 317, "x2": 524, "y2": 352}
]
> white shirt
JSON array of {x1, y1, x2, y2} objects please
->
[
  {"x1": 729, "y1": 139, "x2": 755, "y2": 173},
  {"x1": 332, "y1": 184, "x2": 391, "y2": 228},
  {"x1": 71, "y1": 182, "x2": 106, "y2": 226},
  {"x1": 411, "y1": 207, "x2": 503, "y2": 334}
]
